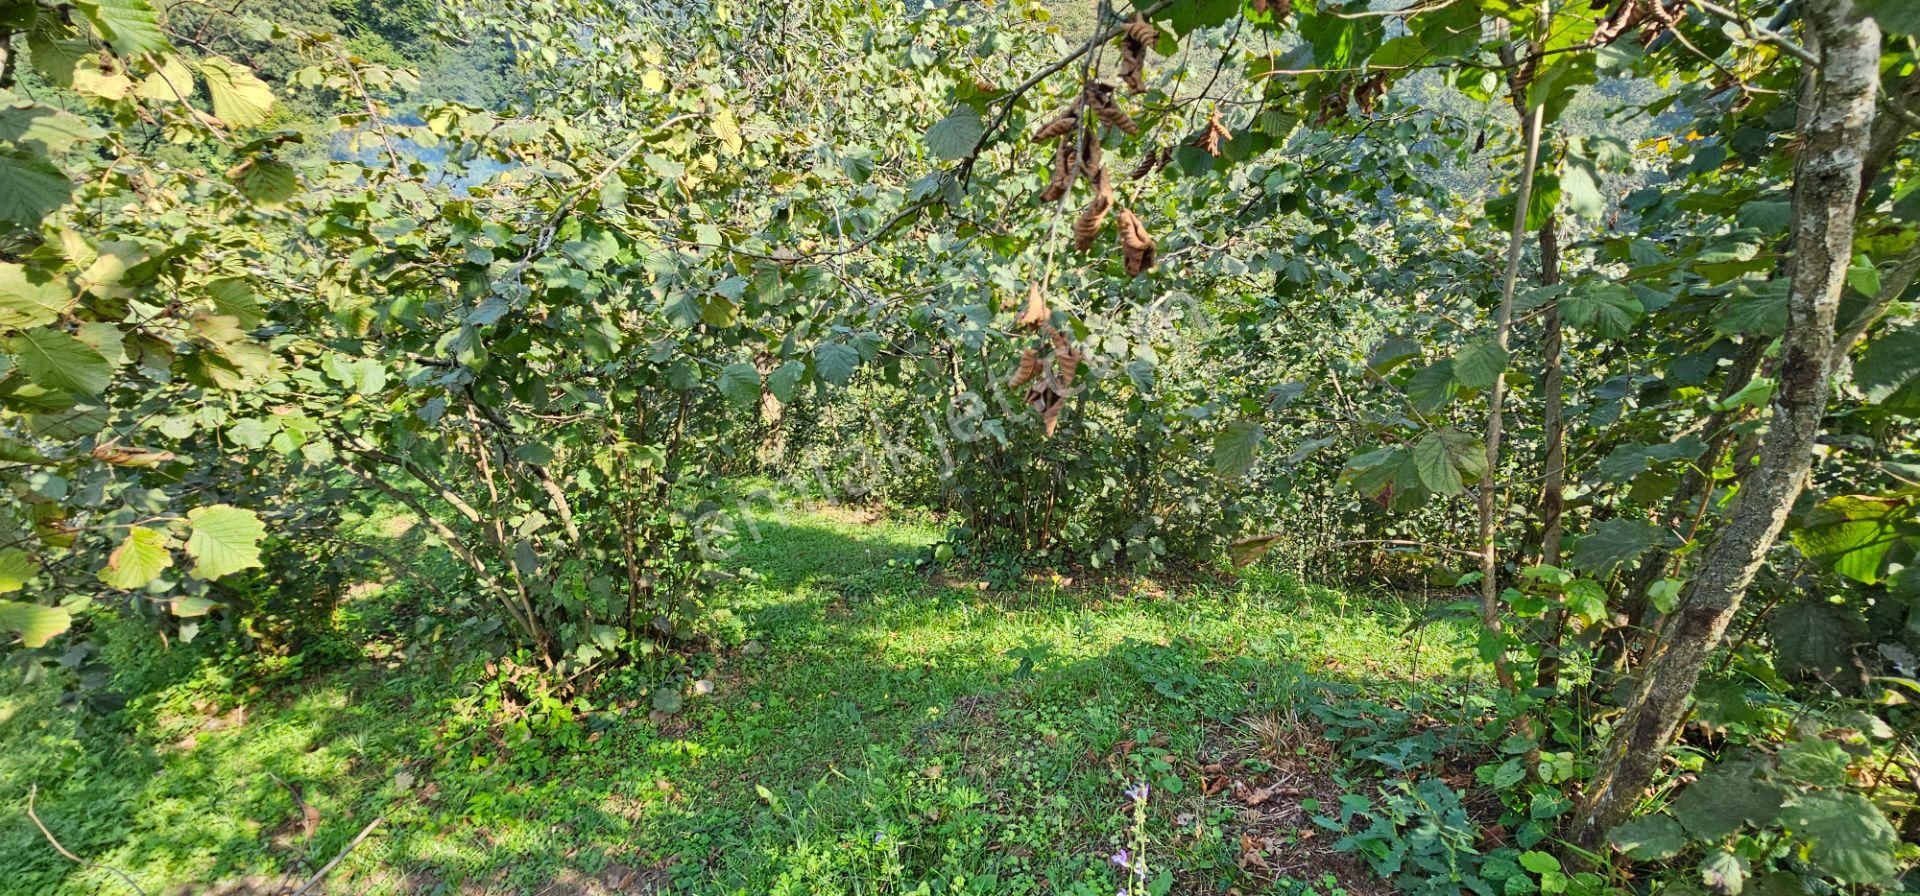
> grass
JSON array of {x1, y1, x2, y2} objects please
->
[{"x1": 0, "y1": 498, "x2": 1484, "y2": 896}]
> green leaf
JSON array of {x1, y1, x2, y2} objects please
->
[
  {"x1": 184, "y1": 504, "x2": 266, "y2": 580},
  {"x1": 0, "y1": 262, "x2": 74, "y2": 329},
  {"x1": 813, "y1": 342, "x2": 859, "y2": 387},
  {"x1": 1213, "y1": 420, "x2": 1264, "y2": 478},
  {"x1": 196, "y1": 57, "x2": 275, "y2": 127},
  {"x1": 1161, "y1": 0, "x2": 1238, "y2": 34},
  {"x1": 1855, "y1": 326, "x2": 1920, "y2": 404},
  {"x1": 0, "y1": 149, "x2": 74, "y2": 226},
  {"x1": 767, "y1": 360, "x2": 805, "y2": 403},
  {"x1": 1648, "y1": 578, "x2": 1684, "y2": 614},
  {"x1": 1790, "y1": 493, "x2": 1913, "y2": 584},
  {"x1": 1368, "y1": 336, "x2": 1422, "y2": 374},
  {"x1": 1519, "y1": 850, "x2": 1561, "y2": 874},
  {"x1": 1715, "y1": 282, "x2": 1788, "y2": 337},
  {"x1": 1779, "y1": 792, "x2": 1899, "y2": 884},
  {"x1": 1562, "y1": 282, "x2": 1643, "y2": 339},
  {"x1": 1777, "y1": 737, "x2": 1851, "y2": 787},
  {"x1": 1563, "y1": 579, "x2": 1608, "y2": 626},
  {"x1": 0, "y1": 100, "x2": 105, "y2": 153},
  {"x1": 1412, "y1": 430, "x2": 1464, "y2": 495},
  {"x1": 1568, "y1": 518, "x2": 1669, "y2": 576},
  {"x1": 717, "y1": 362, "x2": 762, "y2": 409},
  {"x1": 924, "y1": 106, "x2": 983, "y2": 161},
  {"x1": 99, "y1": 526, "x2": 172, "y2": 590},
  {"x1": 76, "y1": 0, "x2": 168, "y2": 55},
  {"x1": 1608, "y1": 814, "x2": 1687, "y2": 861},
  {"x1": 0, "y1": 548, "x2": 37, "y2": 593},
  {"x1": 1699, "y1": 849, "x2": 1747, "y2": 895},
  {"x1": 6, "y1": 327, "x2": 110, "y2": 394},
  {"x1": 1859, "y1": 0, "x2": 1919, "y2": 36},
  {"x1": 1767, "y1": 599, "x2": 1865, "y2": 682},
  {"x1": 1671, "y1": 765, "x2": 1783, "y2": 839},
  {"x1": 228, "y1": 155, "x2": 297, "y2": 206},
  {"x1": 0, "y1": 600, "x2": 69, "y2": 648},
  {"x1": 1452, "y1": 340, "x2": 1509, "y2": 390}
]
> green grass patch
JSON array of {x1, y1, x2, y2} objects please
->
[{"x1": 0, "y1": 500, "x2": 1481, "y2": 895}]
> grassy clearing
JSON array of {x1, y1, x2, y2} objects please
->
[{"x1": 0, "y1": 500, "x2": 1483, "y2": 896}]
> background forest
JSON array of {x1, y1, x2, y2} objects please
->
[{"x1": 1, "y1": 0, "x2": 1918, "y2": 893}]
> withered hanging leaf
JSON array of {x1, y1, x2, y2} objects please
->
[
  {"x1": 1031, "y1": 103, "x2": 1080, "y2": 142},
  {"x1": 1008, "y1": 348, "x2": 1043, "y2": 388},
  {"x1": 1026, "y1": 378, "x2": 1067, "y2": 438},
  {"x1": 1116, "y1": 207, "x2": 1157, "y2": 277},
  {"x1": 1051, "y1": 341, "x2": 1084, "y2": 388},
  {"x1": 1016, "y1": 282, "x2": 1049, "y2": 329},
  {"x1": 1194, "y1": 112, "x2": 1230, "y2": 157},
  {"x1": 1040, "y1": 138, "x2": 1077, "y2": 202},
  {"x1": 1088, "y1": 82, "x2": 1139, "y2": 135},
  {"x1": 1117, "y1": 16, "x2": 1154, "y2": 93},
  {"x1": 1072, "y1": 167, "x2": 1114, "y2": 251}
]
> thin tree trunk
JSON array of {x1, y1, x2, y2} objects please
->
[
  {"x1": 1535, "y1": 216, "x2": 1569, "y2": 691},
  {"x1": 1570, "y1": 1, "x2": 1879, "y2": 847},
  {"x1": 1479, "y1": 24, "x2": 1548, "y2": 690}
]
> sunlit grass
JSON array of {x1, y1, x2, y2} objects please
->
[{"x1": 0, "y1": 500, "x2": 1478, "y2": 895}]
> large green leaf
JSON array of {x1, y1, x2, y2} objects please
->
[
  {"x1": 1671, "y1": 764, "x2": 1782, "y2": 839},
  {"x1": 228, "y1": 156, "x2": 297, "y2": 206},
  {"x1": 196, "y1": 57, "x2": 275, "y2": 127},
  {"x1": 1212, "y1": 420, "x2": 1264, "y2": 478},
  {"x1": 184, "y1": 504, "x2": 266, "y2": 580},
  {"x1": 1161, "y1": 0, "x2": 1238, "y2": 34},
  {"x1": 0, "y1": 100, "x2": 105, "y2": 153},
  {"x1": 0, "y1": 548, "x2": 36, "y2": 593},
  {"x1": 0, "y1": 149, "x2": 73, "y2": 226},
  {"x1": 717, "y1": 362, "x2": 762, "y2": 409},
  {"x1": 1569, "y1": 518, "x2": 1669, "y2": 576},
  {"x1": 1451, "y1": 340, "x2": 1508, "y2": 390},
  {"x1": 98, "y1": 526, "x2": 172, "y2": 590},
  {"x1": 1779, "y1": 792, "x2": 1899, "y2": 884},
  {"x1": 1790, "y1": 493, "x2": 1914, "y2": 584},
  {"x1": 6, "y1": 327, "x2": 111, "y2": 394},
  {"x1": 1715, "y1": 282, "x2": 1788, "y2": 337},
  {"x1": 0, "y1": 263, "x2": 73, "y2": 329},
  {"x1": 1412, "y1": 430, "x2": 1463, "y2": 495},
  {"x1": 1855, "y1": 326, "x2": 1920, "y2": 404},
  {"x1": 813, "y1": 342, "x2": 859, "y2": 386},
  {"x1": 0, "y1": 600, "x2": 69, "y2": 648},
  {"x1": 1562, "y1": 282, "x2": 1642, "y2": 338},
  {"x1": 1608, "y1": 813, "x2": 1687, "y2": 861},
  {"x1": 1859, "y1": 0, "x2": 1919, "y2": 36},
  {"x1": 76, "y1": 0, "x2": 168, "y2": 55},
  {"x1": 1767, "y1": 599, "x2": 1865, "y2": 682},
  {"x1": 767, "y1": 360, "x2": 806, "y2": 403},
  {"x1": 924, "y1": 106, "x2": 983, "y2": 161}
]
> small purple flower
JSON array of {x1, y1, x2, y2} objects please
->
[
  {"x1": 1124, "y1": 781, "x2": 1150, "y2": 803},
  {"x1": 873, "y1": 831, "x2": 887, "y2": 844},
  {"x1": 1109, "y1": 849, "x2": 1131, "y2": 868},
  {"x1": 1117, "y1": 890, "x2": 1130, "y2": 896}
]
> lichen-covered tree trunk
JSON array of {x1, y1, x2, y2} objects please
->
[{"x1": 1570, "y1": 0, "x2": 1880, "y2": 848}]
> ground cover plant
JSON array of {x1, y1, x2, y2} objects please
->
[{"x1": 2, "y1": 0, "x2": 1918, "y2": 893}]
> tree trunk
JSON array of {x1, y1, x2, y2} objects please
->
[
  {"x1": 1570, "y1": 0, "x2": 1879, "y2": 848},
  {"x1": 1480, "y1": 22, "x2": 1548, "y2": 690},
  {"x1": 1535, "y1": 217, "x2": 1569, "y2": 691}
]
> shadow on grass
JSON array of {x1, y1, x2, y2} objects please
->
[{"x1": 0, "y1": 506, "x2": 1483, "y2": 896}]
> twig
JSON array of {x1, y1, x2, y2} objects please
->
[
  {"x1": 288, "y1": 815, "x2": 386, "y2": 896},
  {"x1": 26, "y1": 785, "x2": 150, "y2": 896}
]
